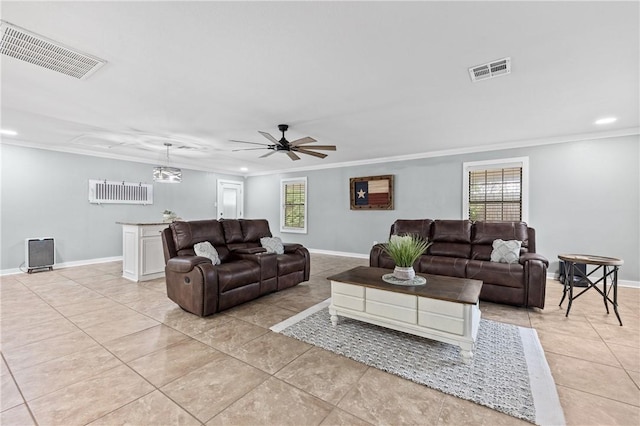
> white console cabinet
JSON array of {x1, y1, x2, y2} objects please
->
[{"x1": 118, "y1": 222, "x2": 167, "y2": 282}]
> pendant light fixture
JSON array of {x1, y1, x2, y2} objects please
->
[{"x1": 153, "y1": 143, "x2": 182, "y2": 183}]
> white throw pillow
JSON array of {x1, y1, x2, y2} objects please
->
[
  {"x1": 194, "y1": 241, "x2": 221, "y2": 265},
  {"x1": 490, "y1": 239, "x2": 522, "y2": 264},
  {"x1": 260, "y1": 237, "x2": 284, "y2": 254}
]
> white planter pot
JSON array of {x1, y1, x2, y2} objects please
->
[{"x1": 393, "y1": 266, "x2": 415, "y2": 281}]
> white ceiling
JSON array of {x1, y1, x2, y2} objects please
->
[{"x1": 1, "y1": 1, "x2": 638, "y2": 176}]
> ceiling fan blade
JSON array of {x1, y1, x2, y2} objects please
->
[
  {"x1": 258, "y1": 131, "x2": 282, "y2": 146},
  {"x1": 290, "y1": 136, "x2": 317, "y2": 146},
  {"x1": 259, "y1": 150, "x2": 277, "y2": 158},
  {"x1": 231, "y1": 147, "x2": 269, "y2": 152},
  {"x1": 298, "y1": 145, "x2": 336, "y2": 151},
  {"x1": 229, "y1": 139, "x2": 270, "y2": 147},
  {"x1": 286, "y1": 151, "x2": 301, "y2": 161},
  {"x1": 294, "y1": 149, "x2": 327, "y2": 159}
]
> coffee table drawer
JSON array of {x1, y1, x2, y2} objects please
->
[
  {"x1": 366, "y1": 300, "x2": 417, "y2": 324},
  {"x1": 332, "y1": 282, "x2": 365, "y2": 298},
  {"x1": 418, "y1": 312, "x2": 464, "y2": 335},
  {"x1": 367, "y1": 288, "x2": 416, "y2": 308},
  {"x1": 418, "y1": 297, "x2": 464, "y2": 317},
  {"x1": 333, "y1": 294, "x2": 365, "y2": 311}
]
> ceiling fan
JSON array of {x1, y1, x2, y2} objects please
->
[{"x1": 230, "y1": 124, "x2": 336, "y2": 161}]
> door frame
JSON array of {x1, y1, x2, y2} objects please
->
[{"x1": 216, "y1": 179, "x2": 244, "y2": 219}]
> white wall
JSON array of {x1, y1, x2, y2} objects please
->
[
  {"x1": 0, "y1": 144, "x2": 242, "y2": 271},
  {"x1": 245, "y1": 135, "x2": 640, "y2": 282}
]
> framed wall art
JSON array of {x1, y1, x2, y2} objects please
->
[{"x1": 350, "y1": 175, "x2": 394, "y2": 210}]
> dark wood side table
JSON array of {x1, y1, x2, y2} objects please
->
[{"x1": 558, "y1": 254, "x2": 624, "y2": 326}]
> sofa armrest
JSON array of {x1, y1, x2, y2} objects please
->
[
  {"x1": 166, "y1": 256, "x2": 211, "y2": 273},
  {"x1": 283, "y1": 243, "x2": 303, "y2": 253},
  {"x1": 369, "y1": 244, "x2": 386, "y2": 267},
  {"x1": 519, "y1": 253, "x2": 549, "y2": 267}
]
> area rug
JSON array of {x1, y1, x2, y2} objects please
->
[{"x1": 271, "y1": 299, "x2": 565, "y2": 426}]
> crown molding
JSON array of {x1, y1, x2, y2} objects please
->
[{"x1": 245, "y1": 127, "x2": 639, "y2": 177}]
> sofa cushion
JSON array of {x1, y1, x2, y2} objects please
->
[
  {"x1": 418, "y1": 255, "x2": 467, "y2": 278},
  {"x1": 466, "y1": 260, "x2": 524, "y2": 289},
  {"x1": 216, "y1": 260, "x2": 261, "y2": 292},
  {"x1": 432, "y1": 220, "x2": 472, "y2": 243},
  {"x1": 490, "y1": 239, "x2": 522, "y2": 264},
  {"x1": 391, "y1": 219, "x2": 433, "y2": 240},
  {"x1": 261, "y1": 237, "x2": 284, "y2": 254},
  {"x1": 428, "y1": 242, "x2": 471, "y2": 259},
  {"x1": 171, "y1": 220, "x2": 225, "y2": 251},
  {"x1": 241, "y1": 219, "x2": 272, "y2": 242},
  {"x1": 471, "y1": 221, "x2": 529, "y2": 260},
  {"x1": 472, "y1": 221, "x2": 529, "y2": 248},
  {"x1": 278, "y1": 253, "x2": 307, "y2": 276},
  {"x1": 194, "y1": 241, "x2": 221, "y2": 265},
  {"x1": 221, "y1": 219, "x2": 244, "y2": 243}
]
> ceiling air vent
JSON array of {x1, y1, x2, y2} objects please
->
[
  {"x1": 0, "y1": 20, "x2": 106, "y2": 79},
  {"x1": 469, "y1": 57, "x2": 511, "y2": 82}
]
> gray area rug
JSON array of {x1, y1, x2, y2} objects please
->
[{"x1": 272, "y1": 300, "x2": 565, "y2": 426}]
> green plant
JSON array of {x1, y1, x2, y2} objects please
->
[{"x1": 382, "y1": 234, "x2": 432, "y2": 267}]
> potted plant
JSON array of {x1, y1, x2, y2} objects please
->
[
  {"x1": 163, "y1": 210, "x2": 178, "y2": 223},
  {"x1": 382, "y1": 234, "x2": 432, "y2": 280}
]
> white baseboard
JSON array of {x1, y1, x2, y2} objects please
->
[
  {"x1": 307, "y1": 248, "x2": 369, "y2": 259},
  {"x1": 1, "y1": 256, "x2": 122, "y2": 276},
  {"x1": 546, "y1": 273, "x2": 639, "y2": 289}
]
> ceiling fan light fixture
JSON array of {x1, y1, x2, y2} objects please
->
[{"x1": 230, "y1": 124, "x2": 336, "y2": 161}]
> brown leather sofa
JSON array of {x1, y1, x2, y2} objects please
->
[
  {"x1": 161, "y1": 219, "x2": 310, "y2": 316},
  {"x1": 369, "y1": 219, "x2": 549, "y2": 308}
]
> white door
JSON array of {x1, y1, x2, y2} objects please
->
[{"x1": 217, "y1": 180, "x2": 244, "y2": 219}]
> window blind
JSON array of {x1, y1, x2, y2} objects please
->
[
  {"x1": 283, "y1": 181, "x2": 306, "y2": 229},
  {"x1": 468, "y1": 167, "x2": 522, "y2": 221}
]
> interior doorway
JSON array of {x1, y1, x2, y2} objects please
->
[{"x1": 216, "y1": 180, "x2": 244, "y2": 219}]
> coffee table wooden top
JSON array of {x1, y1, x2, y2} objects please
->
[{"x1": 327, "y1": 266, "x2": 482, "y2": 305}]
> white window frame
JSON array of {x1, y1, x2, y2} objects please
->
[
  {"x1": 280, "y1": 177, "x2": 308, "y2": 234},
  {"x1": 462, "y1": 157, "x2": 529, "y2": 223}
]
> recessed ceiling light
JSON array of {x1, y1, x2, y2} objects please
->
[
  {"x1": 595, "y1": 117, "x2": 617, "y2": 125},
  {"x1": 0, "y1": 129, "x2": 17, "y2": 136},
  {"x1": 240, "y1": 167, "x2": 248, "y2": 172}
]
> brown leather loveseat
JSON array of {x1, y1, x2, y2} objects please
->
[
  {"x1": 161, "y1": 219, "x2": 310, "y2": 316},
  {"x1": 369, "y1": 219, "x2": 548, "y2": 308}
]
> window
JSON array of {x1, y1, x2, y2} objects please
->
[
  {"x1": 462, "y1": 157, "x2": 529, "y2": 222},
  {"x1": 280, "y1": 177, "x2": 307, "y2": 233}
]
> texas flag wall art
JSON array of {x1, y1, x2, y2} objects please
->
[{"x1": 350, "y1": 175, "x2": 394, "y2": 210}]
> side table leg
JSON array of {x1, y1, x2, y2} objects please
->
[
  {"x1": 613, "y1": 267, "x2": 623, "y2": 326},
  {"x1": 603, "y1": 266, "x2": 610, "y2": 314},
  {"x1": 565, "y1": 263, "x2": 575, "y2": 317}
]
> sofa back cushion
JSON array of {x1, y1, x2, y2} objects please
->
[
  {"x1": 391, "y1": 219, "x2": 433, "y2": 241},
  {"x1": 170, "y1": 220, "x2": 230, "y2": 260},
  {"x1": 429, "y1": 220, "x2": 472, "y2": 258},
  {"x1": 471, "y1": 221, "x2": 530, "y2": 261},
  {"x1": 221, "y1": 219, "x2": 244, "y2": 243},
  {"x1": 171, "y1": 220, "x2": 225, "y2": 251},
  {"x1": 240, "y1": 219, "x2": 272, "y2": 242}
]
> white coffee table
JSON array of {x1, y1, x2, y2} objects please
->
[{"x1": 328, "y1": 266, "x2": 483, "y2": 364}]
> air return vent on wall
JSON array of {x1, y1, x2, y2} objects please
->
[
  {"x1": 89, "y1": 180, "x2": 153, "y2": 205},
  {"x1": 469, "y1": 57, "x2": 511, "y2": 82},
  {"x1": 0, "y1": 20, "x2": 106, "y2": 79}
]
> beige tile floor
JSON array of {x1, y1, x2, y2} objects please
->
[{"x1": 1, "y1": 254, "x2": 638, "y2": 425}]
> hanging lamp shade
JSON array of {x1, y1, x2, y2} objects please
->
[
  {"x1": 153, "y1": 166, "x2": 182, "y2": 183},
  {"x1": 153, "y1": 143, "x2": 182, "y2": 183}
]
